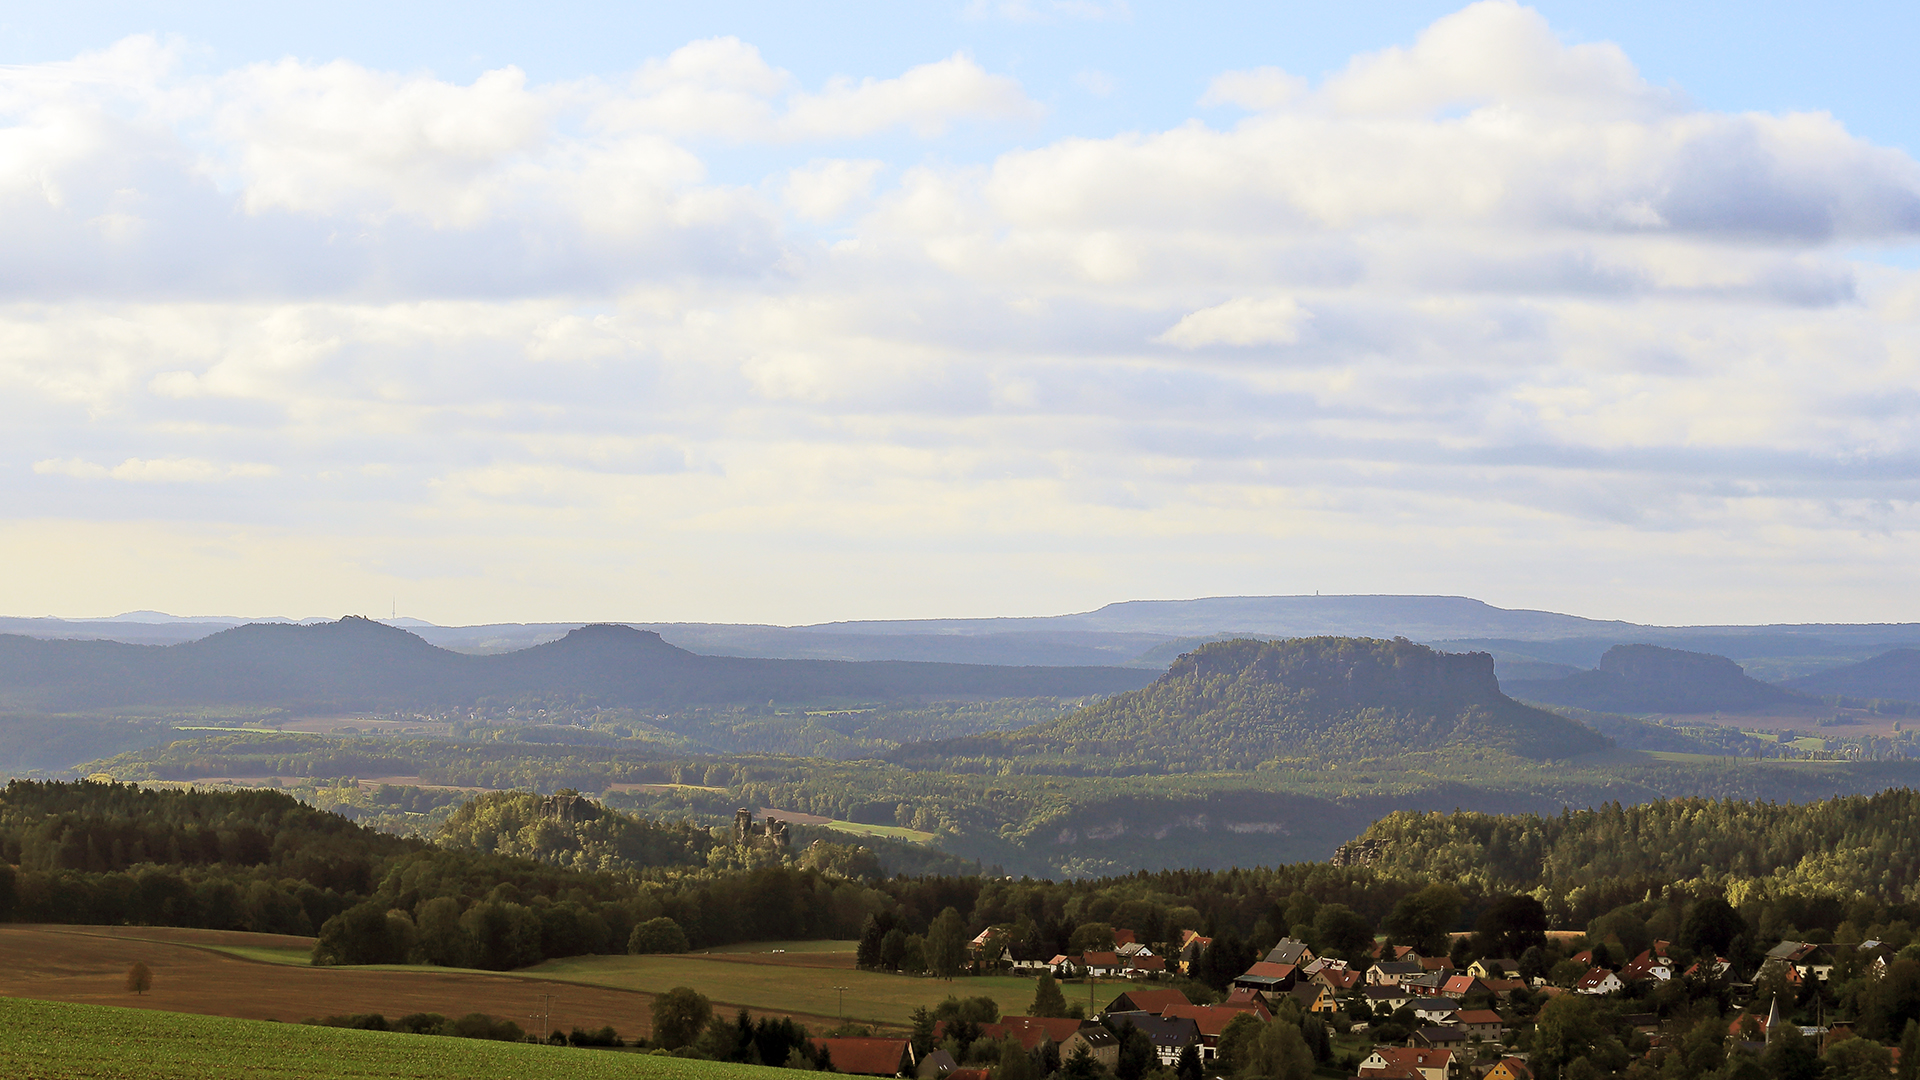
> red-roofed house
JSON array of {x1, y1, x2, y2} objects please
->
[
  {"x1": 1454, "y1": 1009, "x2": 1505, "y2": 1040},
  {"x1": 1315, "y1": 966, "x2": 1364, "y2": 993},
  {"x1": 818, "y1": 1037, "x2": 914, "y2": 1077},
  {"x1": 1440, "y1": 975, "x2": 1490, "y2": 999},
  {"x1": 1106, "y1": 988, "x2": 1191, "y2": 1016},
  {"x1": 1160, "y1": 1005, "x2": 1264, "y2": 1062},
  {"x1": 1484, "y1": 1057, "x2": 1532, "y2": 1080},
  {"x1": 1358, "y1": 1046, "x2": 1460, "y2": 1080},
  {"x1": 1574, "y1": 968, "x2": 1624, "y2": 996},
  {"x1": 1233, "y1": 961, "x2": 1298, "y2": 992}
]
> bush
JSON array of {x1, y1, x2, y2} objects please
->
[
  {"x1": 570, "y1": 1025, "x2": 623, "y2": 1047},
  {"x1": 629, "y1": 916, "x2": 690, "y2": 955}
]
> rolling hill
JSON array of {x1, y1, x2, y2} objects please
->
[
  {"x1": 0, "y1": 618, "x2": 1155, "y2": 713},
  {"x1": 1785, "y1": 648, "x2": 1920, "y2": 702},
  {"x1": 888, "y1": 636, "x2": 1610, "y2": 773},
  {"x1": 1502, "y1": 643, "x2": 1796, "y2": 714}
]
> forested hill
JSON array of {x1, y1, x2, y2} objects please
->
[
  {"x1": 888, "y1": 637, "x2": 1610, "y2": 773},
  {"x1": 1344, "y1": 788, "x2": 1920, "y2": 901},
  {"x1": 1786, "y1": 647, "x2": 1920, "y2": 701},
  {"x1": 0, "y1": 618, "x2": 1155, "y2": 712},
  {"x1": 1503, "y1": 643, "x2": 1796, "y2": 713}
]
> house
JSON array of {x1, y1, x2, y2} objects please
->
[
  {"x1": 1233, "y1": 961, "x2": 1298, "y2": 993},
  {"x1": 1105, "y1": 988, "x2": 1191, "y2": 1016},
  {"x1": 1765, "y1": 941, "x2": 1834, "y2": 982},
  {"x1": 1414, "y1": 1027, "x2": 1470, "y2": 1051},
  {"x1": 1358, "y1": 1046, "x2": 1460, "y2": 1080},
  {"x1": 1411, "y1": 999, "x2": 1460, "y2": 1026},
  {"x1": 1220, "y1": 989, "x2": 1274, "y2": 1019},
  {"x1": 1289, "y1": 982, "x2": 1339, "y2": 1014},
  {"x1": 1478, "y1": 978, "x2": 1527, "y2": 1000},
  {"x1": 1176, "y1": 930, "x2": 1213, "y2": 975},
  {"x1": 1103, "y1": 1011, "x2": 1201, "y2": 1066},
  {"x1": 1454, "y1": 1010, "x2": 1505, "y2": 1041},
  {"x1": 1082, "y1": 952, "x2": 1121, "y2": 978},
  {"x1": 1315, "y1": 966, "x2": 1364, "y2": 993},
  {"x1": 1265, "y1": 939, "x2": 1316, "y2": 967},
  {"x1": 1483, "y1": 1056, "x2": 1532, "y2": 1080},
  {"x1": 1061, "y1": 1027, "x2": 1118, "y2": 1069},
  {"x1": 1469, "y1": 959, "x2": 1519, "y2": 981},
  {"x1": 1684, "y1": 956, "x2": 1731, "y2": 982},
  {"x1": 1007, "y1": 943, "x2": 1054, "y2": 974},
  {"x1": 1440, "y1": 975, "x2": 1490, "y2": 1000},
  {"x1": 1117, "y1": 941, "x2": 1154, "y2": 958},
  {"x1": 1373, "y1": 943, "x2": 1424, "y2": 963},
  {"x1": 976, "y1": 1017, "x2": 1089, "y2": 1053},
  {"x1": 1365, "y1": 985, "x2": 1417, "y2": 1013},
  {"x1": 1618, "y1": 949, "x2": 1676, "y2": 984},
  {"x1": 1403, "y1": 971, "x2": 1452, "y2": 997},
  {"x1": 916, "y1": 1050, "x2": 958, "y2": 1080},
  {"x1": 1161, "y1": 1005, "x2": 1265, "y2": 1062},
  {"x1": 1574, "y1": 968, "x2": 1625, "y2": 996},
  {"x1": 1122, "y1": 954, "x2": 1169, "y2": 979},
  {"x1": 1420, "y1": 957, "x2": 1456, "y2": 974},
  {"x1": 1370, "y1": 961, "x2": 1424, "y2": 986},
  {"x1": 1049, "y1": 954, "x2": 1078, "y2": 977},
  {"x1": 818, "y1": 1037, "x2": 915, "y2": 1077}
]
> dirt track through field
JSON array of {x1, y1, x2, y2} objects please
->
[{"x1": 0, "y1": 926, "x2": 842, "y2": 1039}]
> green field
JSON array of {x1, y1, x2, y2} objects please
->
[
  {"x1": 814, "y1": 820, "x2": 938, "y2": 844},
  {"x1": 525, "y1": 954, "x2": 1068, "y2": 1026},
  {"x1": 0, "y1": 996, "x2": 795, "y2": 1080}
]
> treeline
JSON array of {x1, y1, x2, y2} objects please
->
[
  {"x1": 0, "y1": 779, "x2": 412, "y2": 930},
  {"x1": 1351, "y1": 789, "x2": 1920, "y2": 908}
]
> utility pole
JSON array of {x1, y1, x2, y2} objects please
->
[
  {"x1": 832, "y1": 985, "x2": 850, "y2": 1022},
  {"x1": 531, "y1": 993, "x2": 552, "y2": 1042}
]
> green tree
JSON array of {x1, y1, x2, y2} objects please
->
[
  {"x1": 999, "y1": 1038, "x2": 1042, "y2": 1080},
  {"x1": 926, "y1": 908, "x2": 968, "y2": 981},
  {"x1": 1313, "y1": 904, "x2": 1375, "y2": 961},
  {"x1": 1069, "y1": 922, "x2": 1117, "y2": 954},
  {"x1": 1240, "y1": 1019, "x2": 1314, "y2": 1080},
  {"x1": 1824, "y1": 1034, "x2": 1892, "y2": 1080},
  {"x1": 1680, "y1": 896, "x2": 1746, "y2": 958},
  {"x1": 124, "y1": 961, "x2": 151, "y2": 995},
  {"x1": 1383, "y1": 884, "x2": 1462, "y2": 955},
  {"x1": 910, "y1": 1006, "x2": 936, "y2": 1061},
  {"x1": 412, "y1": 896, "x2": 469, "y2": 967},
  {"x1": 1062, "y1": 1046, "x2": 1102, "y2": 1080},
  {"x1": 1031, "y1": 971, "x2": 1071, "y2": 1018},
  {"x1": 1474, "y1": 894, "x2": 1549, "y2": 958},
  {"x1": 1900, "y1": 1020, "x2": 1920, "y2": 1080},
  {"x1": 1761, "y1": 1023, "x2": 1820, "y2": 1080},
  {"x1": 629, "y1": 917, "x2": 690, "y2": 955},
  {"x1": 650, "y1": 986, "x2": 712, "y2": 1050},
  {"x1": 1215, "y1": 1012, "x2": 1265, "y2": 1074},
  {"x1": 1532, "y1": 994, "x2": 1625, "y2": 1080}
]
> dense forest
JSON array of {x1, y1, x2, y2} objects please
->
[{"x1": 1349, "y1": 790, "x2": 1920, "y2": 912}]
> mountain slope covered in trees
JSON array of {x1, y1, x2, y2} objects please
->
[
  {"x1": 1787, "y1": 648, "x2": 1920, "y2": 702},
  {"x1": 1502, "y1": 643, "x2": 1798, "y2": 714},
  {"x1": 889, "y1": 637, "x2": 1609, "y2": 773}
]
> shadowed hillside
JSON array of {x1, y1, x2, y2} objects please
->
[
  {"x1": 888, "y1": 636, "x2": 1609, "y2": 773},
  {"x1": 1786, "y1": 647, "x2": 1920, "y2": 702},
  {"x1": 1503, "y1": 643, "x2": 1796, "y2": 714},
  {"x1": 0, "y1": 618, "x2": 1155, "y2": 713}
]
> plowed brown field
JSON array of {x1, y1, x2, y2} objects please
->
[{"x1": 0, "y1": 925, "x2": 842, "y2": 1038}]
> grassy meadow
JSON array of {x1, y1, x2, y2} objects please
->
[
  {"x1": 0, "y1": 996, "x2": 792, "y2": 1080},
  {"x1": 526, "y1": 948, "x2": 1073, "y2": 1026}
]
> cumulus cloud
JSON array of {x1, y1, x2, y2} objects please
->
[{"x1": 5, "y1": 7, "x2": 1920, "y2": 623}]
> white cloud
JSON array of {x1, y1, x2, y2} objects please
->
[
  {"x1": 783, "y1": 159, "x2": 885, "y2": 221},
  {"x1": 1201, "y1": 67, "x2": 1305, "y2": 111},
  {"x1": 1157, "y1": 297, "x2": 1311, "y2": 348},
  {"x1": 5, "y1": 9, "x2": 1920, "y2": 624}
]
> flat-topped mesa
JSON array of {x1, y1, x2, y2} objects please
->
[{"x1": 1163, "y1": 636, "x2": 1504, "y2": 709}]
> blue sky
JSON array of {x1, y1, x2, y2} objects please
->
[{"x1": 2, "y1": 2, "x2": 1919, "y2": 626}]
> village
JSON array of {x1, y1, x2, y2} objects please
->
[{"x1": 812, "y1": 928, "x2": 1909, "y2": 1080}]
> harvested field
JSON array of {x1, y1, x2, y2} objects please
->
[{"x1": 0, "y1": 926, "x2": 842, "y2": 1038}]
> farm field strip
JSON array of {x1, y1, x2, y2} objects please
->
[
  {"x1": 0, "y1": 996, "x2": 795, "y2": 1080},
  {"x1": 527, "y1": 953, "x2": 1051, "y2": 1026}
]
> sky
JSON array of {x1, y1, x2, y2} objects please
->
[{"x1": 3, "y1": 1, "x2": 1920, "y2": 627}]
